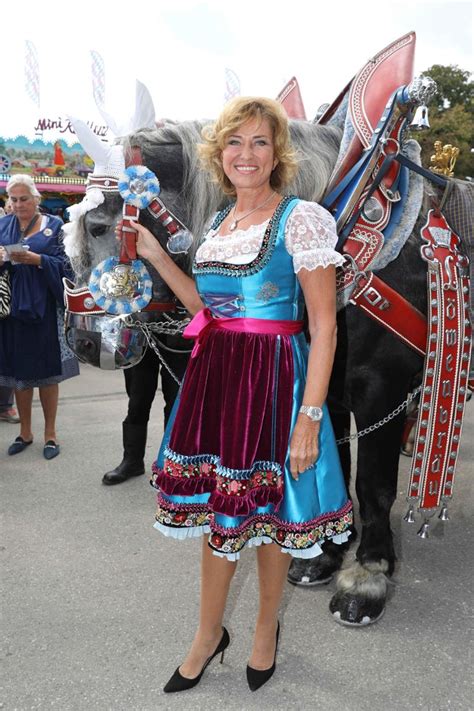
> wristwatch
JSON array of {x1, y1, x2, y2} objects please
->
[{"x1": 299, "y1": 405, "x2": 323, "y2": 422}]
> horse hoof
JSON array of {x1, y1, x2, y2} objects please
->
[
  {"x1": 329, "y1": 591, "x2": 385, "y2": 626},
  {"x1": 287, "y1": 556, "x2": 335, "y2": 587}
]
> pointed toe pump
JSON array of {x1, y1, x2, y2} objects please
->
[
  {"x1": 246, "y1": 621, "x2": 280, "y2": 692},
  {"x1": 163, "y1": 626, "x2": 230, "y2": 693}
]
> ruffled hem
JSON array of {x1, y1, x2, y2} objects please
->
[
  {"x1": 153, "y1": 520, "x2": 211, "y2": 540},
  {"x1": 153, "y1": 496, "x2": 353, "y2": 560},
  {"x1": 293, "y1": 247, "x2": 345, "y2": 274},
  {"x1": 153, "y1": 521, "x2": 351, "y2": 562}
]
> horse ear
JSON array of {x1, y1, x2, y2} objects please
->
[
  {"x1": 94, "y1": 81, "x2": 155, "y2": 137},
  {"x1": 96, "y1": 106, "x2": 121, "y2": 137},
  {"x1": 68, "y1": 116, "x2": 110, "y2": 165},
  {"x1": 68, "y1": 115, "x2": 125, "y2": 177},
  {"x1": 131, "y1": 80, "x2": 156, "y2": 131}
]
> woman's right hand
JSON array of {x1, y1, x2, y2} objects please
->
[
  {"x1": 0, "y1": 246, "x2": 6, "y2": 263},
  {"x1": 114, "y1": 218, "x2": 203, "y2": 315}
]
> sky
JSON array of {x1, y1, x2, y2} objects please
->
[{"x1": 2, "y1": 0, "x2": 473, "y2": 143}]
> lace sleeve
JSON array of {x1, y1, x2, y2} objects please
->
[{"x1": 285, "y1": 201, "x2": 345, "y2": 273}]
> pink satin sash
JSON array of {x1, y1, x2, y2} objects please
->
[{"x1": 183, "y1": 307, "x2": 304, "y2": 357}]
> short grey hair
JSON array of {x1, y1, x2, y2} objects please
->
[{"x1": 7, "y1": 174, "x2": 41, "y2": 200}]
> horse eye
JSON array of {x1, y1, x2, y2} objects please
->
[{"x1": 89, "y1": 224, "x2": 108, "y2": 238}]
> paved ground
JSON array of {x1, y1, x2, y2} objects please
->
[{"x1": 1, "y1": 364, "x2": 473, "y2": 711}]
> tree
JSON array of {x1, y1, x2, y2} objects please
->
[
  {"x1": 411, "y1": 65, "x2": 473, "y2": 178},
  {"x1": 421, "y1": 64, "x2": 473, "y2": 113}
]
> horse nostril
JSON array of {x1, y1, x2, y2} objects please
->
[{"x1": 90, "y1": 224, "x2": 108, "y2": 238}]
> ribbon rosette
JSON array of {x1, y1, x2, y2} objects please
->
[
  {"x1": 118, "y1": 165, "x2": 161, "y2": 209},
  {"x1": 89, "y1": 257, "x2": 153, "y2": 315}
]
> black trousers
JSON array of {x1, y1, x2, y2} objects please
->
[{"x1": 123, "y1": 340, "x2": 190, "y2": 427}]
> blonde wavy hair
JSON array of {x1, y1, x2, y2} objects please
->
[{"x1": 198, "y1": 97, "x2": 298, "y2": 196}]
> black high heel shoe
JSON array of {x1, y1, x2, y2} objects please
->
[
  {"x1": 163, "y1": 626, "x2": 230, "y2": 693},
  {"x1": 246, "y1": 621, "x2": 280, "y2": 692}
]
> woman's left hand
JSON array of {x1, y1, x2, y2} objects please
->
[
  {"x1": 289, "y1": 416, "x2": 320, "y2": 480},
  {"x1": 9, "y1": 249, "x2": 41, "y2": 266}
]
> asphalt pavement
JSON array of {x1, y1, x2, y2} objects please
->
[{"x1": 1, "y1": 364, "x2": 473, "y2": 711}]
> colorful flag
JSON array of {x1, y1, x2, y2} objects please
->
[
  {"x1": 91, "y1": 50, "x2": 106, "y2": 108},
  {"x1": 24, "y1": 40, "x2": 40, "y2": 108},
  {"x1": 224, "y1": 68, "x2": 240, "y2": 103}
]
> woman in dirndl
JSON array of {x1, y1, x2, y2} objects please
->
[{"x1": 131, "y1": 97, "x2": 352, "y2": 693}]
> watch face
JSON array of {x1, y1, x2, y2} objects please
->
[{"x1": 300, "y1": 405, "x2": 323, "y2": 421}]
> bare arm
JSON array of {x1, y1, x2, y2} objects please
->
[
  {"x1": 133, "y1": 222, "x2": 204, "y2": 315},
  {"x1": 289, "y1": 265, "x2": 338, "y2": 479}
]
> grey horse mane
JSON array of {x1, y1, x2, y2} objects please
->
[
  {"x1": 122, "y1": 121, "x2": 223, "y2": 257},
  {"x1": 288, "y1": 121, "x2": 342, "y2": 202},
  {"x1": 123, "y1": 118, "x2": 343, "y2": 243}
]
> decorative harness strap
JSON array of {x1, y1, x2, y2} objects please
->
[
  {"x1": 126, "y1": 145, "x2": 193, "y2": 254},
  {"x1": 349, "y1": 273, "x2": 427, "y2": 355},
  {"x1": 404, "y1": 211, "x2": 471, "y2": 532},
  {"x1": 323, "y1": 66, "x2": 471, "y2": 529},
  {"x1": 63, "y1": 279, "x2": 177, "y2": 315}
]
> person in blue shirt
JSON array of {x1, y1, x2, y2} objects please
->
[{"x1": 0, "y1": 174, "x2": 79, "y2": 459}]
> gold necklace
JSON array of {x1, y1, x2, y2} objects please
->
[{"x1": 229, "y1": 192, "x2": 275, "y2": 232}]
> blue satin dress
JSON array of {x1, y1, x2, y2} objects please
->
[{"x1": 151, "y1": 196, "x2": 352, "y2": 560}]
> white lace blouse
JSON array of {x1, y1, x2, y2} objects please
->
[{"x1": 195, "y1": 200, "x2": 345, "y2": 273}]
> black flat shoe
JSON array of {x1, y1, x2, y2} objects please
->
[
  {"x1": 246, "y1": 621, "x2": 280, "y2": 692},
  {"x1": 43, "y1": 441, "x2": 60, "y2": 460},
  {"x1": 8, "y1": 436, "x2": 33, "y2": 456},
  {"x1": 163, "y1": 626, "x2": 230, "y2": 693}
]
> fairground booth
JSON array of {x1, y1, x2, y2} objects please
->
[{"x1": 0, "y1": 117, "x2": 109, "y2": 218}]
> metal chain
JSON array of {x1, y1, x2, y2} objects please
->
[
  {"x1": 131, "y1": 313, "x2": 190, "y2": 336},
  {"x1": 335, "y1": 385, "x2": 422, "y2": 445},
  {"x1": 133, "y1": 321, "x2": 187, "y2": 385}
]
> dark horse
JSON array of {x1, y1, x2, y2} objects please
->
[{"x1": 66, "y1": 118, "x2": 472, "y2": 626}]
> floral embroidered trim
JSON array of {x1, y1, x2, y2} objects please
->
[
  {"x1": 151, "y1": 453, "x2": 285, "y2": 517},
  {"x1": 162, "y1": 446, "x2": 282, "y2": 480},
  {"x1": 154, "y1": 494, "x2": 353, "y2": 555},
  {"x1": 193, "y1": 196, "x2": 298, "y2": 278}
]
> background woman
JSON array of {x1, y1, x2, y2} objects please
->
[
  {"x1": 128, "y1": 97, "x2": 352, "y2": 692},
  {"x1": 0, "y1": 175, "x2": 79, "y2": 459}
]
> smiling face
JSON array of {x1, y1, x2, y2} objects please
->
[
  {"x1": 221, "y1": 117, "x2": 277, "y2": 195},
  {"x1": 8, "y1": 185, "x2": 39, "y2": 223}
]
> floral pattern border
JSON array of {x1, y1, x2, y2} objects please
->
[{"x1": 154, "y1": 494, "x2": 353, "y2": 556}]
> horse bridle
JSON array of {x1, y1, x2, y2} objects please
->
[{"x1": 86, "y1": 143, "x2": 193, "y2": 259}]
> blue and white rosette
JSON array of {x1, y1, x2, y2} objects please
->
[
  {"x1": 88, "y1": 256, "x2": 153, "y2": 315},
  {"x1": 118, "y1": 165, "x2": 160, "y2": 208}
]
